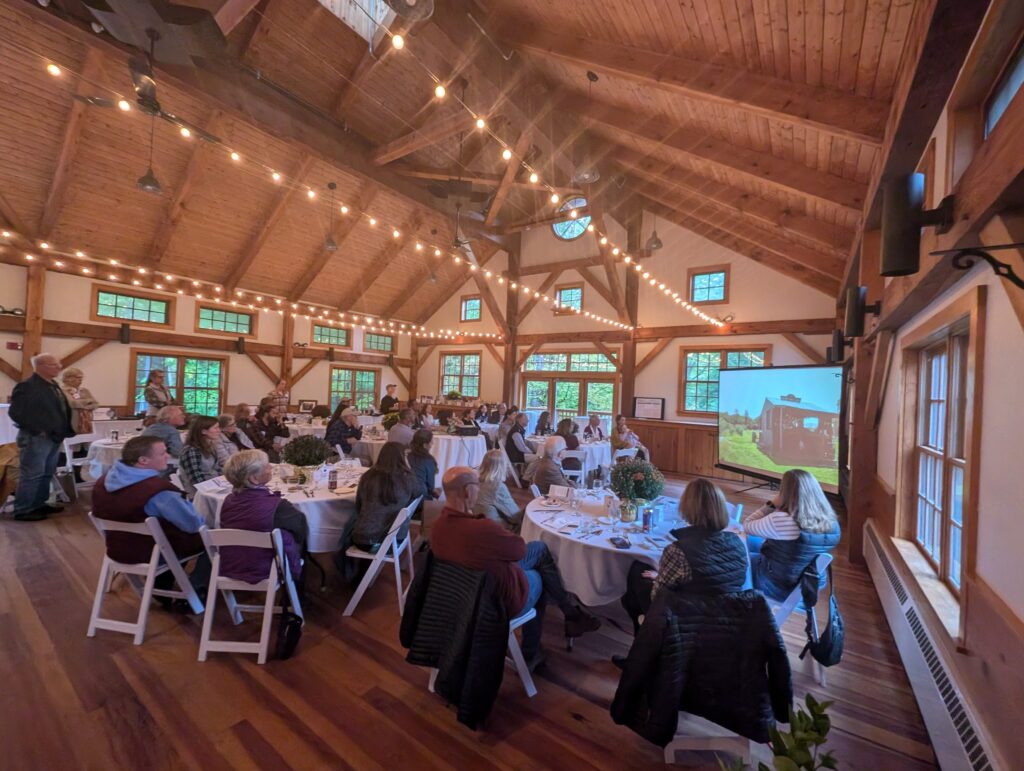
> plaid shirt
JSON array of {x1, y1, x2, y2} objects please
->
[{"x1": 651, "y1": 542, "x2": 692, "y2": 599}]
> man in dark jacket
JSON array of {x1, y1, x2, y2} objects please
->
[{"x1": 9, "y1": 353, "x2": 75, "y2": 521}]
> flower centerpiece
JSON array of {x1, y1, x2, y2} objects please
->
[
  {"x1": 446, "y1": 389, "x2": 462, "y2": 402},
  {"x1": 281, "y1": 435, "x2": 332, "y2": 483},
  {"x1": 610, "y1": 458, "x2": 665, "y2": 523},
  {"x1": 381, "y1": 411, "x2": 401, "y2": 431}
]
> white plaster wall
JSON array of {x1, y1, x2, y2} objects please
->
[{"x1": 875, "y1": 262, "x2": 1024, "y2": 617}]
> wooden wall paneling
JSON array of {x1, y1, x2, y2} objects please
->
[
  {"x1": 0, "y1": 187, "x2": 33, "y2": 239},
  {"x1": 336, "y1": 211, "x2": 424, "y2": 311},
  {"x1": 21, "y1": 265, "x2": 45, "y2": 378}
]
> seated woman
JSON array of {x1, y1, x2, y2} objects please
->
[
  {"x1": 612, "y1": 414, "x2": 648, "y2": 461},
  {"x1": 496, "y1": 408, "x2": 519, "y2": 446},
  {"x1": 215, "y1": 413, "x2": 253, "y2": 465},
  {"x1": 349, "y1": 441, "x2": 427, "y2": 551},
  {"x1": 534, "y1": 411, "x2": 553, "y2": 436},
  {"x1": 473, "y1": 449, "x2": 523, "y2": 530},
  {"x1": 742, "y1": 468, "x2": 840, "y2": 602},
  {"x1": 325, "y1": 403, "x2": 362, "y2": 454},
  {"x1": 179, "y1": 416, "x2": 224, "y2": 497},
  {"x1": 555, "y1": 418, "x2": 581, "y2": 472},
  {"x1": 244, "y1": 405, "x2": 290, "y2": 463},
  {"x1": 474, "y1": 403, "x2": 490, "y2": 423},
  {"x1": 527, "y1": 435, "x2": 577, "y2": 495},
  {"x1": 619, "y1": 478, "x2": 748, "y2": 637},
  {"x1": 407, "y1": 429, "x2": 441, "y2": 507},
  {"x1": 488, "y1": 402, "x2": 507, "y2": 425},
  {"x1": 418, "y1": 402, "x2": 437, "y2": 429},
  {"x1": 219, "y1": 450, "x2": 308, "y2": 583}
]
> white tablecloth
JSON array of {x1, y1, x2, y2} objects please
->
[
  {"x1": 85, "y1": 419, "x2": 146, "y2": 443},
  {"x1": 357, "y1": 415, "x2": 380, "y2": 427},
  {"x1": 192, "y1": 465, "x2": 367, "y2": 553},
  {"x1": 0, "y1": 404, "x2": 17, "y2": 444},
  {"x1": 83, "y1": 438, "x2": 128, "y2": 482},
  {"x1": 479, "y1": 423, "x2": 499, "y2": 442},
  {"x1": 526, "y1": 437, "x2": 612, "y2": 473},
  {"x1": 353, "y1": 433, "x2": 488, "y2": 477},
  {"x1": 285, "y1": 424, "x2": 327, "y2": 440}
]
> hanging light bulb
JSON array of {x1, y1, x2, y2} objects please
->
[
  {"x1": 434, "y1": 83, "x2": 446, "y2": 99},
  {"x1": 46, "y1": 63, "x2": 61, "y2": 77},
  {"x1": 550, "y1": 192, "x2": 560, "y2": 204},
  {"x1": 272, "y1": 171, "x2": 282, "y2": 183},
  {"x1": 179, "y1": 127, "x2": 191, "y2": 139},
  {"x1": 645, "y1": 214, "x2": 664, "y2": 251},
  {"x1": 475, "y1": 117, "x2": 486, "y2": 130},
  {"x1": 391, "y1": 34, "x2": 405, "y2": 50},
  {"x1": 502, "y1": 147, "x2": 512, "y2": 161},
  {"x1": 529, "y1": 172, "x2": 539, "y2": 184},
  {"x1": 117, "y1": 99, "x2": 131, "y2": 112},
  {"x1": 230, "y1": 151, "x2": 240, "y2": 162}
]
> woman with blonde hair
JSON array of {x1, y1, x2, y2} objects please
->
[
  {"x1": 60, "y1": 367, "x2": 98, "y2": 434},
  {"x1": 618, "y1": 478, "x2": 747, "y2": 638},
  {"x1": 472, "y1": 448, "x2": 522, "y2": 530},
  {"x1": 742, "y1": 468, "x2": 840, "y2": 601}
]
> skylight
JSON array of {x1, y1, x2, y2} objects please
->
[{"x1": 318, "y1": 0, "x2": 394, "y2": 45}]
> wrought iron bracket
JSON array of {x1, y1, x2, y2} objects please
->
[{"x1": 932, "y1": 242, "x2": 1024, "y2": 290}]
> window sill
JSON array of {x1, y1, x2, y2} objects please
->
[{"x1": 892, "y1": 537, "x2": 961, "y2": 638}]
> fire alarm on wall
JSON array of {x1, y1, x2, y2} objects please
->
[{"x1": 6, "y1": 342, "x2": 21, "y2": 350}]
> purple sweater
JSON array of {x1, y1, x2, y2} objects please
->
[{"x1": 219, "y1": 487, "x2": 302, "y2": 583}]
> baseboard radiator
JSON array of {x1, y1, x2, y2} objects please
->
[{"x1": 862, "y1": 520, "x2": 1001, "y2": 771}]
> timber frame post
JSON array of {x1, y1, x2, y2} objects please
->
[
  {"x1": 281, "y1": 312, "x2": 294, "y2": 398},
  {"x1": 22, "y1": 264, "x2": 45, "y2": 378},
  {"x1": 620, "y1": 212, "x2": 641, "y2": 415},
  {"x1": 502, "y1": 234, "x2": 521, "y2": 404}
]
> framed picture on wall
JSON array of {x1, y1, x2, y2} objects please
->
[
  {"x1": 634, "y1": 397, "x2": 665, "y2": 420},
  {"x1": 297, "y1": 399, "x2": 317, "y2": 414}
]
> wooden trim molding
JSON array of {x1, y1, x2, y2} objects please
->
[
  {"x1": 459, "y1": 293, "x2": 482, "y2": 323},
  {"x1": 553, "y1": 282, "x2": 584, "y2": 315},
  {"x1": 676, "y1": 344, "x2": 773, "y2": 417},
  {"x1": 90, "y1": 283, "x2": 176, "y2": 330},
  {"x1": 326, "y1": 363, "x2": 382, "y2": 409},
  {"x1": 193, "y1": 302, "x2": 259, "y2": 339},
  {"x1": 127, "y1": 346, "x2": 230, "y2": 414},
  {"x1": 307, "y1": 319, "x2": 353, "y2": 350},
  {"x1": 686, "y1": 263, "x2": 731, "y2": 306}
]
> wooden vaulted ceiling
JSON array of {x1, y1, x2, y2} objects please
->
[{"x1": 0, "y1": 0, "x2": 922, "y2": 320}]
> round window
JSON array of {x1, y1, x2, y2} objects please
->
[{"x1": 551, "y1": 197, "x2": 591, "y2": 241}]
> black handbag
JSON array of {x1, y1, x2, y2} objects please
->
[
  {"x1": 274, "y1": 552, "x2": 303, "y2": 660},
  {"x1": 799, "y1": 564, "x2": 844, "y2": 667}
]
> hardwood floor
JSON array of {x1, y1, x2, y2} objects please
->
[{"x1": 0, "y1": 477, "x2": 937, "y2": 770}]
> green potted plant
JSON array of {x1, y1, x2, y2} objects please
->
[
  {"x1": 381, "y1": 411, "x2": 401, "y2": 431},
  {"x1": 281, "y1": 435, "x2": 332, "y2": 482},
  {"x1": 446, "y1": 389, "x2": 462, "y2": 402},
  {"x1": 720, "y1": 694, "x2": 838, "y2": 771}
]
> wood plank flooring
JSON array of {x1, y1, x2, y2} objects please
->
[{"x1": 0, "y1": 477, "x2": 937, "y2": 770}]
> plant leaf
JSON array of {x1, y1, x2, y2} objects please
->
[{"x1": 772, "y1": 757, "x2": 801, "y2": 771}]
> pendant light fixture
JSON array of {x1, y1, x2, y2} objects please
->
[
  {"x1": 136, "y1": 111, "x2": 162, "y2": 194},
  {"x1": 324, "y1": 182, "x2": 338, "y2": 251},
  {"x1": 572, "y1": 71, "x2": 601, "y2": 186},
  {"x1": 645, "y1": 214, "x2": 663, "y2": 252}
]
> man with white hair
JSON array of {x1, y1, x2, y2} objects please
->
[
  {"x1": 8, "y1": 353, "x2": 76, "y2": 521},
  {"x1": 527, "y1": 435, "x2": 578, "y2": 495},
  {"x1": 141, "y1": 405, "x2": 186, "y2": 457}
]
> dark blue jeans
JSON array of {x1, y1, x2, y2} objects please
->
[
  {"x1": 13, "y1": 430, "x2": 62, "y2": 516},
  {"x1": 516, "y1": 540, "x2": 570, "y2": 657}
]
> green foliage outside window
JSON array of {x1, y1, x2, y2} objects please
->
[
  {"x1": 683, "y1": 349, "x2": 765, "y2": 413},
  {"x1": 198, "y1": 306, "x2": 252, "y2": 334},
  {"x1": 690, "y1": 270, "x2": 726, "y2": 303},
  {"x1": 364, "y1": 332, "x2": 393, "y2": 352},
  {"x1": 97, "y1": 291, "x2": 168, "y2": 325},
  {"x1": 312, "y1": 324, "x2": 349, "y2": 347},
  {"x1": 441, "y1": 353, "x2": 480, "y2": 398},
  {"x1": 461, "y1": 296, "x2": 481, "y2": 321}
]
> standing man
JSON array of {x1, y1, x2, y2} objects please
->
[
  {"x1": 380, "y1": 383, "x2": 399, "y2": 414},
  {"x1": 9, "y1": 353, "x2": 75, "y2": 521}
]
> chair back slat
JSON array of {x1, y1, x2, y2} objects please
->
[
  {"x1": 206, "y1": 527, "x2": 276, "y2": 549},
  {"x1": 89, "y1": 512, "x2": 152, "y2": 536}
]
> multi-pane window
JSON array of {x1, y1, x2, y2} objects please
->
[
  {"x1": 524, "y1": 353, "x2": 569, "y2": 371},
  {"x1": 95, "y1": 289, "x2": 170, "y2": 325},
  {"x1": 569, "y1": 352, "x2": 616, "y2": 372},
  {"x1": 680, "y1": 348, "x2": 767, "y2": 413},
  {"x1": 689, "y1": 267, "x2": 729, "y2": 304},
  {"x1": 329, "y1": 367, "x2": 378, "y2": 412},
  {"x1": 312, "y1": 324, "x2": 350, "y2": 347},
  {"x1": 555, "y1": 284, "x2": 583, "y2": 314},
  {"x1": 984, "y1": 40, "x2": 1024, "y2": 138},
  {"x1": 551, "y1": 197, "x2": 591, "y2": 241},
  {"x1": 131, "y1": 351, "x2": 224, "y2": 416},
  {"x1": 440, "y1": 353, "x2": 481, "y2": 398},
  {"x1": 524, "y1": 351, "x2": 617, "y2": 373},
  {"x1": 915, "y1": 334, "x2": 968, "y2": 591},
  {"x1": 364, "y1": 332, "x2": 394, "y2": 353},
  {"x1": 460, "y1": 295, "x2": 481, "y2": 322},
  {"x1": 197, "y1": 305, "x2": 254, "y2": 335}
]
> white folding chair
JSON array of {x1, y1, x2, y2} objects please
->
[
  {"x1": 61, "y1": 436, "x2": 94, "y2": 475},
  {"x1": 198, "y1": 527, "x2": 303, "y2": 665},
  {"x1": 500, "y1": 445, "x2": 522, "y2": 487},
  {"x1": 561, "y1": 450, "x2": 586, "y2": 484},
  {"x1": 343, "y1": 497, "x2": 422, "y2": 617},
  {"x1": 725, "y1": 501, "x2": 744, "y2": 523},
  {"x1": 86, "y1": 514, "x2": 205, "y2": 645},
  {"x1": 613, "y1": 447, "x2": 639, "y2": 462},
  {"x1": 429, "y1": 607, "x2": 538, "y2": 698},
  {"x1": 529, "y1": 484, "x2": 542, "y2": 499},
  {"x1": 663, "y1": 711, "x2": 770, "y2": 765},
  {"x1": 768, "y1": 552, "x2": 833, "y2": 686}
]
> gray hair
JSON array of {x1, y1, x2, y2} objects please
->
[
  {"x1": 156, "y1": 405, "x2": 182, "y2": 422},
  {"x1": 223, "y1": 449, "x2": 270, "y2": 490},
  {"x1": 542, "y1": 435, "x2": 567, "y2": 459},
  {"x1": 60, "y1": 367, "x2": 84, "y2": 382},
  {"x1": 31, "y1": 353, "x2": 58, "y2": 368}
]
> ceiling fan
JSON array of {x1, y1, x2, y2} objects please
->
[{"x1": 451, "y1": 203, "x2": 472, "y2": 252}]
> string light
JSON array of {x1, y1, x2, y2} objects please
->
[
  {"x1": 46, "y1": 63, "x2": 61, "y2": 77},
  {"x1": 501, "y1": 148, "x2": 512, "y2": 161},
  {"x1": 434, "y1": 83, "x2": 446, "y2": 99},
  {"x1": 230, "y1": 151, "x2": 241, "y2": 162},
  {"x1": 179, "y1": 127, "x2": 191, "y2": 139},
  {"x1": 475, "y1": 117, "x2": 486, "y2": 130},
  {"x1": 340, "y1": 205, "x2": 349, "y2": 215},
  {"x1": 271, "y1": 171, "x2": 282, "y2": 183},
  {"x1": 117, "y1": 99, "x2": 131, "y2": 112},
  {"x1": 529, "y1": 172, "x2": 539, "y2": 184},
  {"x1": 306, "y1": 189, "x2": 316, "y2": 200},
  {"x1": 391, "y1": 34, "x2": 405, "y2": 50}
]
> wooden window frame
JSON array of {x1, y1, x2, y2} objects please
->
[
  {"x1": 687, "y1": 264, "x2": 731, "y2": 306},
  {"x1": 553, "y1": 283, "x2": 585, "y2": 315},
  {"x1": 438, "y1": 350, "x2": 483, "y2": 398},
  {"x1": 520, "y1": 348, "x2": 620, "y2": 375},
  {"x1": 459, "y1": 294, "x2": 482, "y2": 323},
  {"x1": 309, "y1": 320, "x2": 352, "y2": 349},
  {"x1": 896, "y1": 286, "x2": 985, "y2": 622},
  {"x1": 328, "y1": 365, "x2": 381, "y2": 412},
  {"x1": 677, "y1": 344, "x2": 772, "y2": 417},
  {"x1": 982, "y1": 32, "x2": 1024, "y2": 139},
  {"x1": 127, "y1": 347, "x2": 229, "y2": 416},
  {"x1": 362, "y1": 331, "x2": 395, "y2": 353},
  {"x1": 91, "y1": 283, "x2": 175, "y2": 329},
  {"x1": 519, "y1": 377, "x2": 619, "y2": 421},
  {"x1": 194, "y1": 302, "x2": 258, "y2": 339}
]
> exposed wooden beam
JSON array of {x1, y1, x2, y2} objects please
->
[
  {"x1": 496, "y1": 206, "x2": 593, "y2": 235},
  {"x1": 223, "y1": 153, "x2": 316, "y2": 291},
  {"x1": 0, "y1": 357, "x2": 18, "y2": 382},
  {"x1": 281, "y1": 308, "x2": 294, "y2": 380},
  {"x1": 485, "y1": 129, "x2": 533, "y2": 227},
  {"x1": 246, "y1": 351, "x2": 279, "y2": 383},
  {"x1": 332, "y1": 16, "x2": 416, "y2": 118},
  {"x1": 413, "y1": 241, "x2": 500, "y2": 324},
  {"x1": 391, "y1": 364, "x2": 411, "y2": 394},
  {"x1": 395, "y1": 163, "x2": 579, "y2": 194},
  {"x1": 288, "y1": 182, "x2": 379, "y2": 302},
  {"x1": 147, "y1": 110, "x2": 225, "y2": 267},
  {"x1": 637, "y1": 181, "x2": 845, "y2": 278},
  {"x1": 483, "y1": 342, "x2": 504, "y2": 369},
  {"x1": 212, "y1": 0, "x2": 263, "y2": 36},
  {"x1": 516, "y1": 341, "x2": 544, "y2": 369},
  {"x1": 288, "y1": 357, "x2": 319, "y2": 389},
  {"x1": 587, "y1": 202, "x2": 629, "y2": 323},
  {"x1": 635, "y1": 338, "x2": 671, "y2": 375},
  {"x1": 571, "y1": 95, "x2": 867, "y2": 215},
  {"x1": 504, "y1": 28, "x2": 886, "y2": 146},
  {"x1": 468, "y1": 261, "x2": 511, "y2": 340},
  {"x1": 0, "y1": 188, "x2": 32, "y2": 238},
  {"x1": 337, "y1": 211, "x2": 425, "y2": 311},
  {"x1": 642, "y1": 199, "x2": 840, "y2": 296},
  {"x1": 632, "y1": 318, "x2": 833, "y2": 341},
  {"x1": 294, "y1": 349, "x2": 412, "y2": 368},
  {"x1": 39, "y1": 48, "x2": 104, "y2": 239},
  {"x1": 515, "y1": 331, "x2": 631, "y2": 346},
  {"x1": 516, "y1": 269, "x2": 563, "y2": 325},
  {"x1": 612, "y1": 146, "x2": 853, "y2": 254},
  {"x1": 577, "y1": 265, "x2": 617, "y2": 310},
  {"x1": 61, "y1": 339, "x2": 108, "y2": 368},
  {"x1": 782, "y1": 333, "x2": 827, "y2": 365},
  {"x1": 372, "y1": 111, "x2": 479, "y2": 166},
  {"x1": 22, "y1": 265, "x2": 45, "y2": 378},
  {"x1": 416, "y1": 345, "x2": 437, "y2": 369},
  {"x1": 593, "y1": 340, "x2": 620, "y2": 372},
  {"x1": 517, "y1": 254, "x2": 605, "y2": 276}
]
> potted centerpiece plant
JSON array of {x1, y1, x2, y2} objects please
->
[
  {"x1": 381, "y1": 411, "x2": 401, "y2": 431},
  {"x1": 281, "y1": 435, "x2": 332, "y2": 483},
  {"x1": 610, "y1": 458, "x2": 665, "y2": 523},
  {"x1": 446, "y1": 389, "x2": 462, "y2": 402}
]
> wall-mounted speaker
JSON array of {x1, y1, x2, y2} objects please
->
[
  {"x1": 327, "y1": 347, "x2": 335, "y2": 362},
  {"x1": 235, "y1": 337, "x2": 245, "y2": 355},
  {"x1": 844, "y1": 286, "x2": 882, "y2": 338},
  {"x1": 828, "y1": 329, "x2": 848, "y2": 364},
  {"x1": 119, "y1": 323, "x2": 130, "y2": 344},
  {"x1": 880, "y1": 173, "x2": 954, "y2": 277}
]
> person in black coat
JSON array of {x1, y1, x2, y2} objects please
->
[
  {"x1": 9, "y1": 353, "x2": 75, "y2": 520},
  {"x1": 407, "y1": 429, "x2": 440, "y2": 504}
]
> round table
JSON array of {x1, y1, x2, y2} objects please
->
[
  {"x1": 353, "y1": 433, "x2": 488, "y2": 476},
  {"x1": 357, "y1": 415, "x2": 380, "y2": 428},
  {"x1": 526, "y1": 437, "x2": 612, "y2": 473},
  {"x1": 83, "y1": 438, "x2": 130, "y2": 482},
  {"x1": 479, "y1": 423, "x2": 499, "y2": 442},
  {"x1": 192, "y1": 464, "x2": 367, "y2": 553},
  {"x1": 285, "y1": 424, "x2": 327, "y2": 440}
]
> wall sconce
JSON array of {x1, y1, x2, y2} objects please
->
[
  {"x1": 844, "y1": 286, "x2": 882, "y2": 338},
  {"x1": 881, "y1": 173, "x2": 954, "y2": 276}
]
